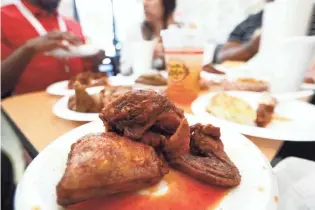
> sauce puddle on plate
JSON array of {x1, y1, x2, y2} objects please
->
[{"x1": 68, "y1": 170, "x2": 228, "y2": 210}]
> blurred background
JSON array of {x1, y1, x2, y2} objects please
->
[{"x1": 1, "y1": 0, "x2": 266, "y2": 57}]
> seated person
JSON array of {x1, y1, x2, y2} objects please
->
[
  {"x1": 120, "y1": 0, "x2": 177, "y2": 75},
  {"x1": 1, "y1": 0, "x2": 105, "y2": 97},
  {"x1": 216, "y1": 0, "x2": 315, "y2": 63}
]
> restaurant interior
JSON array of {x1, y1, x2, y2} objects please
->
[{"x1": 1, "y1": 0, "x2": 315, "y2": 209}]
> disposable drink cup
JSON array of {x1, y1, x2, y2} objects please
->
[
  {"x1": 132, "y1": 41, "x2": 155, "y2": 77},
  {"x1": 162, "y1": 28, "x2": 205, "y2": 105}
]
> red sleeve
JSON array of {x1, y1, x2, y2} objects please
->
[{"x1": 1, "y1": 27, "x2": 14, "y2": 61}]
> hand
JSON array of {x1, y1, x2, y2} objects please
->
[
  {"x1": 84, "y1": 49, "x2": 107, "y2": 71},
  {"x1": 24, "y1": 30, "x2": 83, "y2": 54},
  {"x1": 89, "y1": 49, "x2": 106, "y2": 64}
]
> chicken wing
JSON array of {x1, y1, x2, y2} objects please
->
[
  {"x1": 57, "y1": 133, "x2": 169, "y2": 206},
  {"x1": 169, "y1": 124, "x2": 241, "y2": 187},
  {"x1": 68, "y1": 83, "x2": 102, "y2": 113}
]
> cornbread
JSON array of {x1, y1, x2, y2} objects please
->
[{"x1": 206, "y1": 93, "x2": 256, "y2": 125}]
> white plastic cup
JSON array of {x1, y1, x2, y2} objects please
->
[{"x1": 131, "y1": 41, "x2": 155, "y2": 76}]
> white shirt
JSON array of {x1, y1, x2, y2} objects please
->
[{"x1": 119, "y1": 22, "x2": 149, "y2": 75}]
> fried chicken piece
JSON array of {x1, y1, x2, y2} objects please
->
[
  {"x1": 255, "y1": 94, "x2": 277, "y2": 127},
  {"x1": 163, "y1": 119, "x2": 190, "y2": 159},
  {"x1": 100, "y1": 90, "x2": 240, "y2": 187},
  {"x1": 169, "y1": 153, "x2": 240, "y2": 187},
  {"x1": 140, "y1": 118, "x2": 190, "y2": 156},
  {"x1": 68, "y1": 85, "x2": 132, "y2": 113},
  {"x1": 135, "y1": 73, "x2": 167, "y2": 86},
  {"x1": 57, "y1": 133, "x2": 169, "y2": 206},
  {"x1": 154, "y1": 110, "x2": 183, "y2": 134},
  {"x1": 100, "y1": 90, "x2": 184, "y2": 139},
  {"x1": 68, "y1": 83, "x2": 102, "y2": 113},
  {"x1": 68, "y1": 72, "x2": 108, "y2": 89},
  {"x1": 169, "y1": 124, "x2": 241, "y2": 187}
]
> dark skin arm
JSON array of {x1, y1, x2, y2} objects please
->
[
  {"x1": 1, "y1": 31, "x2": 82, "y2": 95},
  {"x1": 84, "y1": 49, "x2": 106, "y2": 72},
  {"x1": 217, "y1": 35, "x2": 260, "y2": 63}
]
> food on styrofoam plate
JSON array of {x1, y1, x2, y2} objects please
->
[
  {"x1": 207, "y1": 92, "x2": 281, "y2": 127},
  {"x1": 206, "y1": 93, "x2": 256, "y2": 125},
  {"x1": 223, "y1": 78, "x2": 269, "y2": 92},
  {"x1": 255, "y1": 93, "x2": 277, "y2": 127},
  {"x1": 135, "y1": 73, "x2": 167, "y2": 86},
  {"x1": 68, "y1": 84, "x2": 131, "y2": 113},
  {"x1": 68, "y1": 71, "x2": 109, "y2": 89}
]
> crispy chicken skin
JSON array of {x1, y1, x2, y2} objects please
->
[
  {"x1": 99, "y1": 90, "x2": 184, "y2": 139},
  {"x1": 100, "y1": 90, "x2": 240, "y2": 187},
  {"x1": 57, "y1": 133, "x2": 169, "y2": 206}
]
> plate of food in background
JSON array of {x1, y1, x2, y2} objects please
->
[
  {"x1": 192, "y1": 91, "x2": 315, "y2": 141},
  {"x1": 53, "y1": 84, "x2": 131, "y2": 121},
  {"x1": 46, "y1": 71, "x2": 134, "y2": 96},
  {"x1": 133, "y1": 72, "x2": 168, "y2": 93},
  {"x1": 15, "y1": 90, "x2": 278, "y2": 210}
]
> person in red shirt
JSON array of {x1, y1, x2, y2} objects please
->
[{"x1": 1, "y1": 0, "x2": 104, "y2": 96}]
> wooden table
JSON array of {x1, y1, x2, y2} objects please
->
[{"x1": 2, "y1": 91, "x2": 283, "y2": 161}]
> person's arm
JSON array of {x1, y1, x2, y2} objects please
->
[
  {"x1": 1, "y1": 31, "x2": 82, "y2": 96},
  {"x1": 1, "y1": 43, "x2": 36, "y2": 96},
  {"x1": 217, "y1": 36, "x2": 260, "y2": 63},
  {"x1": 82, "y1": 49, "x2": 106, "y2": 72},
  {"x1": 215, "y1": 14, "x2": 261, "y2": 63}
]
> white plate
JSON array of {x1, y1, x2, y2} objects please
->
[
  {"x1": 53, "y1": 96, "x2": 100, "y2": 122},
  {"x1": 192, "y1": 91, "x2": 315, "y2": 141},
  {"x1": 46, "y1": 76, "x2": 135, "y2": 96},
  {"x1": 46, "y1": 80, "x2": 72, "y2": 96},
  {"x1": 45, "y1": 44, "x2": 99, "y2": 58},
  {"x1": 15, "y1": 114, "x2": 278, "y2": 210}
]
